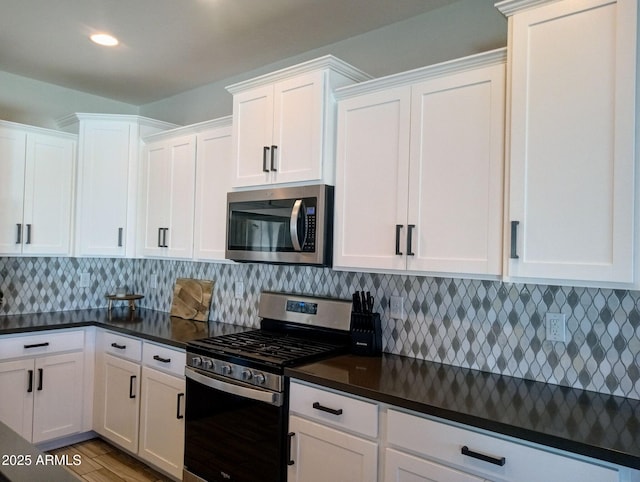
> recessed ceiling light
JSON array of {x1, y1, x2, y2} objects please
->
[{"x1": 90, "y1": 33, "x2": 119, "y2": 47}]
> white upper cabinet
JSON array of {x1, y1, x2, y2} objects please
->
[
  {"x1": 193, "y1": 118, "x2": 233, "y2": 261},
  {"x1": 0, "y1": 121, "x2": 76, "y2": 256},
  {"x1": 141, "y1": 134, "x2": 197, "y2": 259},
  {"x1": 57, "y1": 114, "x2": 176, "y2": 258},
  {"x1": 496, "y1": 0, "x2": 638, "y2": 287},
  {"x1": 334, "y1": 50, "x2": 506, "y2": 278},
  {"x1": 227, "y1": 56, "x2": 370, "y2": 188}
]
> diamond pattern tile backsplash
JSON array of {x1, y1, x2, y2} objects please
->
[{"x1": 1, "y1": 256, "x2": 639, "y2": 400}]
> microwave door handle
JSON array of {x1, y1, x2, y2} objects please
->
[{"x1": 290, "y1": 199, "x2": 304, "y2": 252}]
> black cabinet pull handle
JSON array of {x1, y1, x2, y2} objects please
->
[
  {"x1": 129, "y1": 375, "x2": 136, "y2": 399},
  {"x1": 37, "y1": 368, "x2": 43, "y2": 391},
  {"x1": 510, "y1": 220, "x2": 520, "y2": 259},
  {"x1": 312, "y1": 401, "x2": 343, "y2": 416},
  {"x1": 153, "y1": 354, "x2": 171, "y2": 363},
  {"x1": 270, "y1": 145, "x2": 278, "y2": 171},
  {"x1": 461, "y1": 445, "x2": 506, "y2": 466},
  {"x1": 407, "y1": 224, "x2": 415, "y2": 256},
  {"x1": 176, "y1": 393, "x2": 184, "y2": 419},
  {"x1": 395, "y1": 225, "x2": 403, "y2": 255},
  {"x1": 25, "y1": 224, "x2": 32, "y2": 244},
  {"x1": 16, "y1": 224, "x2": 21, "y2": 244},
  {"x1": 263, "y1": 146, "x2": 270, "y2": 172},
  {"x1": 27, "y1": 370, "x2": 33, "y2": 393},
  {"x1": 118, "y1": 227, "x2": 123, "y2": 247},
  {"x1": 111, "y1": 342, "x2": 126, "y2": 350},
  {"x1": 287, "y1": 432, "x2": 295, "y2": 466},
  {"x1": 162, "y1": 228, "x2": 169, "y2": 248},
  {"x1": 157, "y1": 227, "x2": 162, "y2": 248},
  {"x1": 24, "y1": 342, "x2": 49, "y2": 349}
]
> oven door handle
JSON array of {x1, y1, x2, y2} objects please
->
[{"x1": 185, "y1": 366, "x2": 283, "y2": 407}]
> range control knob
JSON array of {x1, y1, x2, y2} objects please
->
[
  {"x1": 202, "y1": 359, "x2": 214, "y2": 370},
  {"x1": 191, "y1": 356, "x2": 203, "y2": 367},
  {"x1": 241, "y1": 369, "x2": 253, "y2": 381},
  {"x1": 254, "y1": 372, "x2": 266, "y2": 385},
  {"x1": 221, "y1": 365, "x2": 233, "y2": 375}
]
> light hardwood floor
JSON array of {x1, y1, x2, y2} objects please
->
[{"x1": 48, "y1": 438, "x2": 171, "y2": 481}]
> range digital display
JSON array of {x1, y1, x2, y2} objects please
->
[{"x1": 286, "y1": 300, "x2": 318, "y2": 315}]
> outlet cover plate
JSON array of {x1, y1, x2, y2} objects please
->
[
  {"x1": 389, "y1": 296, "x2": 405, "y2": 320},
  {"x1": 546, "y1": 312, "x2": 566, "y2": 342}
]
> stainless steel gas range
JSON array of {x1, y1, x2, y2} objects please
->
[{"x1": 183, "y1": 291, "x2": 352, "y2": 482}]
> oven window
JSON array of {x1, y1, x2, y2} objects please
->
[{"x1": 185, "y1": 376, "x2": 286, "y2": 482}]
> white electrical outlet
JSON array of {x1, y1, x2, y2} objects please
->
[
  {"x1": 79, "y1": 272, "x2": 90, "y2": 288},
  {"x1": 235, "y1": 281, "x2": 244, "y2": 299},
  {"x1": 546, "y1": 312, "x2": 566, "y2": 342},
  {"x1": 150, "y1": 274, "x2": 158, "y2": 289},
  {"x1": 389, "y1": 296, "x2": 405, "y2": 320}
]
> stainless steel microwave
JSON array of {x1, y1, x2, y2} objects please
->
[{"x1": 225, "y1": 184, "x2": 334, "y2": 266}]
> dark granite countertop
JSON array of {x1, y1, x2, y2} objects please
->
[
  {"x1": 286, "y1": 354, "x2": 640, "y2": 471},
  {"x1": 0, "y1": 422, "x2": 78, "y2": 482},
  {"x1": 0, "y1": 308, "x2": 249, "y2": 348}
]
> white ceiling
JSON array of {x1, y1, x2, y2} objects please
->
[{"x1": 0, "y1": 0, "x2": 459, "y2": 105}]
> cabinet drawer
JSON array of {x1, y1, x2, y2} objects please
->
[
  {"x1": 101, "y1": 331, "x2": 142, "y2": 362},
  {"x1": 0, "y1": 330, "x2": 84, "y2": 360},
  {"x1": 142, "y1": 342, "x2": 185, "y2": 377},
  {"x1": 387, "y1": 410, "x2": 619, "y2": 482},
  {"x1": 289, "y1": 381, "x2": 378, "y2": 438}
]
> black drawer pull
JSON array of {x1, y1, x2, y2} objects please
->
[
  {"x1": 395, "y1": 224, "x2": 403, "y2": 255},
  {"x1": 27, "y1": 370, "x2": 33, "y2": 393},
  {"x1": 153, "y1": 354, "x2": 171, "y2": 363},
  {"x1": 510, "y1": 220, "x2": 520, "y2": 259},
  {"x1": 37, "y1": 368, "x2": 43, "y2": 391},
  {"x1": 24, "y1": 342, "x2": 49, "y2": 349},
  {"x1": 461, "y1": 445, "x2": 506, "y2": 466},
  {"x1": 111, "y1": 342, "x2": 126, "y2": 350},
  {"x1": 312, "y1": 402, "x2": 343, "y2": 416}
]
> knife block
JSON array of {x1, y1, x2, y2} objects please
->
[{"x1": 350, "y1": 312, "x2": 382, "y2": 356}]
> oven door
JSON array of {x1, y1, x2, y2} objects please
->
[{"x1": 184, "y1": 366, "x2": 287, "y2": 482}]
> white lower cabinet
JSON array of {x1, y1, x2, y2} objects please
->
[
  {"x1": 385, "y1": 448, "x2": 485, "y2": 482},
  {"x1": 288, "y1": 381, "x2": 378, "y2": 482},
  {"x1": 94, "y1": 330, "x2": 185, "y2": 479}
]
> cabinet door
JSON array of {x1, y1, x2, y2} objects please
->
[
  {"x1": 22, "y1": 133, "x2": 75, "y2": 255},
  {"x1": 166, "y1": 135, "x2": 196, "y2": 259},
  {"x1": 0, "y1": 127, "x2": 26, "y2": 255},
  {"x1": 334, "y1": 86, "x2": 411, "y2": 271},
  {"x1": 32, "y1": 352, "x2": 84, "y2": 443},
  {"x1": 76, "y1": 121, "x2": 133, "y2": 257},
  {"x1": 271, "y1": 71, "x2": 325, "y2": 184},
  {"x1": 194, "y1": 125, "x2": 232, "y2": 261},
  {"x1": 142, "y1": 141, "x2": 170, "y2": 257},
  {"x1": 407, "y1": 63, "x2": 505, "y2": 276},
  {"x1": 288, "y1": 415, "x2": 378, "y2": 482},
  {"x1": 385, "y1": 448, "x2": 485, "y2": 482},
  {"x1": 138, "y1": 367, "x2": 185, "y2": 479},
  {"x1": 506, "y1": 0, "x2": 637, "y2": 283},
  {"x1": 231, "y1": 84, "x2": 274, "y2": 187},
  {"x1": 0, "y1": 359, "x2": 33, "y2": 440},
  {"x1": 97, "y1": 353, "x2": 141, "y2": 453}
]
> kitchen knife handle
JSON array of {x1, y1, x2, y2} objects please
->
[
  {"x1": 287, "y1": 432, "x2": 295, "y2": 466},
  {"x1": 129, "y1": 375, "x2": 136, "y2": 399},
  {"x1": 118, "y1": 227, "x2": 123, "y2": 247},
  {"x1": 395, "y1": 225, "x2": 403, "y2": 255},
  {"x1": 407, "y1": 224, "x2": 415, "y2": 256},
  {"x1": 37, "y1": 368, "x2": 43, "y2": 391},
  {"x1": 25, "y1": 224, "x2": 32, "y2": 244},
  {"x1": 263, "y1": 146, "x2": 270, "y2": 172},
  {"x1": 510, "y1": 221, "x2": 520, "y2": 259},
  {"x1": 461, "y1": 445, "x2": 506, "y2": 466},
  {"x1": 270, "y1": 145, "x2": 277, "y2": 171},
  {"x1": 176, "y1": 393, "x2": 184, "y2": 419},
  {"x1": 27, "y1": 370, "x2": 33, "y2": 393},
  {"x1": 16, "y1": 223, "x2": 21, "y2": 244}
]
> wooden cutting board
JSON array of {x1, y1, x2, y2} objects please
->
[{"x1": 170, "y1": 278, "x2": 214, "y2": 321}]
